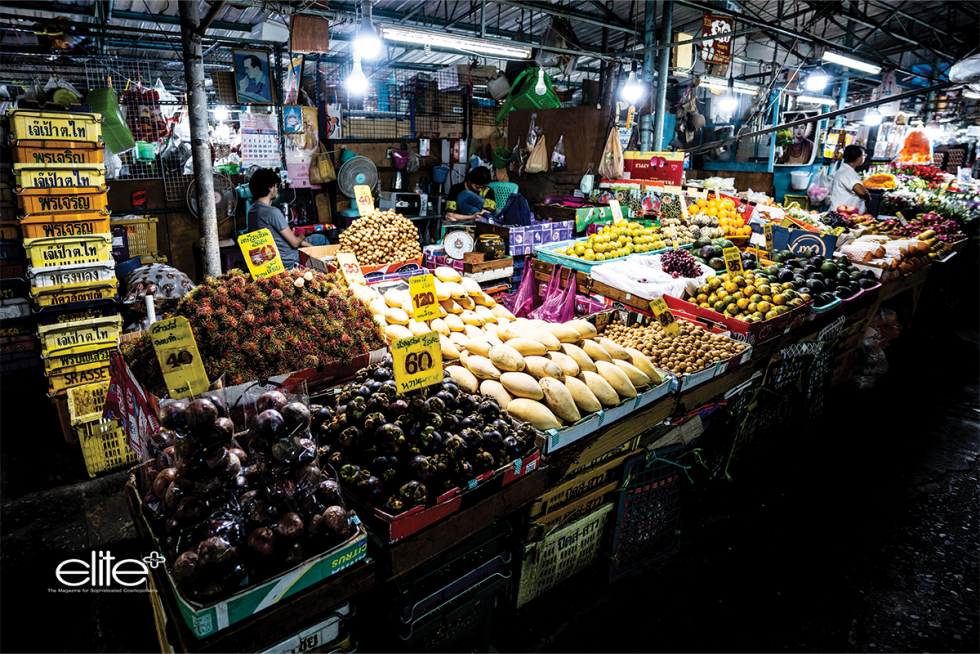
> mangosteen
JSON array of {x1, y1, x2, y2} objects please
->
[
  {"x1": 249, "y1": 500, "x2": 280, "y2": 526},
  {"x1": 373, "y1": 367, "x2": 393, "y2": 382},
  {"x1": 356, "y1": 475, "x2": 385, "y2": 501},
  {"x1": 338, "y1": 426, "x2": 361, "y2": 449},
  {"x1": 174, "y1": 496, "x2": 206, "y2": 522},
  {"x1": 388, "y1": 399, "x2": 410, "y2": 417},
  {"x1": 474, "y1": 449, "x2": 496, "y2": 473},
  {"x1": 172, "y1": 550, "x2": 200, "y2": 586},
  {"x1": 205, "y1": 519, "x2": 245, "y2": 546},
  {"x1": 277, "y1": 512, "x2": 305, "y2": 539},
  {"x1": 185, "y1": 399, "x2": 219, "y2": 434},
  {"x1": 339, "y1": 464, "x2": 361, "y2": 485},
  {"x1": 444, "y1": 434, "x2": 467, "y2": 458},
  {"x1": 317, "y1": 478, "x2": 344, "y2": 507},
  {"x1": 345, "y1": 396, "x2": 367, "y2": 422},
  {"x1": 425, "y1": 413, "x2": 444, "y2": 429},
  {"x1": 281, "y1": 402, "x2": 312, "y2": 431},
  {"x1": 202, "y1": 394, "x2": 228, "y2": 418},
  {"x1": 255, "y1": 390, "x2": 288, "y2": 414},
  {"x1": 247, "y1": 526, "x2": 276, "y2": 557},
  {"x1": 365, "y1": 393, "x2": 388, "y2": 413},
  {"x1": 355, "y1": 385, "x2": 372, "y2": 399},
  {"x1": 311, "y1": 406, "x2": 333, "y2": 431},
  {"x1": 382, "y1": 496, "x2": 406, "y2": 515},
  {"x1": 381, "y1": 380, "x2": 399, "y2": 401},
  {"x1": 159, "y1": 401, "x2": 189, "y2": 430},
  {"x1": 399, "y1": 480, "x2": 428, "y2": 507},
  {"x1": 477, "y1": 401, "x2": 500, "y2": 420},
  {"x1": 409, "y1": 454, "x2": 432, "y2": 479},
  {"x1": 252, "y1": 409, "x2": 286, "y2": 442},
  {"x1": 322, "y1": 506, "x2": 351, "y2": 538}
]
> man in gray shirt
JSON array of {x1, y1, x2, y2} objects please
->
[{"x1": 247, "y1": 168, "x2": 327, "y2": 269}]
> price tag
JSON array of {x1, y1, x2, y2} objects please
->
[
  {"x1": 668, "y1": 226, "x2": 679, "y2": 250},
  {"x1": 354, "y1": 184, "x2": 375, "y2": 216},
  {"x1": 409, "y1": 274, "x2": 440, "y2": 321},
  {"x1": 238, "y1": 229, "x2": 285, "y2": 279},
  {"x1": 336, "y1": 252, "x2": 365, "y2": 285},
  {"x1": 608, "y1": 199, "x2": 624, "y2": 223},
  {"x1": 763, "y1": 223, "x2": 773, "y2": 255},
  {"x1": 150, "y1": 316, "x2": 209, "y2": 399},
  {"x1": 649, "y1": 298, "x2": 680, "y2": 338},
  {"x1": 723, "y1": 247, "x2": 743, "y2": 274},
  {"x1": 679, "y1": 196, "x2": 690, "y2": 220},
  {"x1": 391, "y1": 331, "x2": 444, "y2": 394}
]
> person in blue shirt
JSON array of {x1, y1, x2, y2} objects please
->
[
  {"x1": 445, "y1": 167, "x2": 496, "y2": 221},
  {"x1": 246, "y1": 169, "x2": 326, "y2": 269}
]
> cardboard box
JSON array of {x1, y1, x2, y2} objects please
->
[
  {"x1": 475, "y1": 219, "x2": 573, "y2": 257},
  {"x1": 299, "y1": 244, "x2": 425, "y2": 282},
  {"x1": 524, "y1": 481, "x2": 619, "y2": 542},
  {"x1": 623, "y1": 151, "x2": 685, "y2": 186},
  {"x1": 771, "y1": 224, "x2": 838, "y2": 258}
]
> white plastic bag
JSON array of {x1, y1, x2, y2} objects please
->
[
  {"x1": 551, "y1": 134, "x2": 566, "y2": 171},
  {"x1": 589, "y1": 254, "x2": 714, "y2": 301}
]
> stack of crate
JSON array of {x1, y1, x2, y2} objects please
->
[{"x1": 8, "y1": 108, "x2": 134, "y2": 476}]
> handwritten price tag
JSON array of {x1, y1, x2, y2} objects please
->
[
  {"x1": 723, "y1": 247, "x2": 743, "y2": 274},
  {"x1": 336, "y1": 252, "x2": 365, "y2": 285},
  {"x1": 391, "y1": 331, "x2": 444, "y2": 394},
  {"x1": 649, "y1": 298, "x2": 680, "y2": 338},
  {"x1": 409, "y1": 274, "x2": 439, "y2": 321},
  {"x1": 238, "y1": 228, "x2": 284, "y2": 279},
  {"x1": 150, "y1": 316, "x2": 209, "y2": 399},
  {"x1": 608, "y1": 199, "x2": 625, "y2": 224},
  {"x1": 354, "y1": 184, "x2": 375, "y2": 216},
  {"x1": 763, "y1": 223, "x2": 773, "y2": 256}
]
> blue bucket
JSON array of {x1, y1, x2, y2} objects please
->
[{"x1": 433, "y1": 165, "x2": 450, "y2": 183}]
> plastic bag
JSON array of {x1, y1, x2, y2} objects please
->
[
  {"x1": 529, "y1": 265, "x2": 577, "y2": 323},
  {"x1": 526, "y1": 113, "x2": 541, "y2": 151},
  {"x1": 309, "y1": 142, "x2": 336, "y2": 184},
  {"x1": 551, "y1": 135, "x2": 566, "y2": 172},
  {"x1": 807, "y1": 166, "x2": 830, "y2": 206},
  {"x1": 580, "y1": 163, "x2": 595, "y2": 194},
  {"x1": 503, "y1": 263, "x2": 541, "y2": 318},
  {"x1": 598, "y1": 128, "x2": 624, "y2": 179},
  {"x1": 526, "y1": 135, "x2": 549, "y2": 174},
  {"x1": 103, "y1": 146, "x2": 123, "y2": 180},
  {"x1": 589, "y1": 254, "x2": 713, "y2": 301}
]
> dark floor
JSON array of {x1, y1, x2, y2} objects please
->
[{"x1": 2, "y1": 290, "x2": 978, "y2": 653}]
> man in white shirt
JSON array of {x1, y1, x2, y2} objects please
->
[{"x1": 829, "y1": 145, "x2": 871, "y2": 213}]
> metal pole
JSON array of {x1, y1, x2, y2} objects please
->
[
  {"x1": 652, "y1": 0, "x2": 673, "y2": 152},
  {"x1": 767, "y1": 90, "x2": 779, "y2": 173},
  {"x1": 639, "y1": 0, "x2": 656, "y2": 150},
  {"x1": 178, "y1": 0, "x2": 220, "y2": 278}
]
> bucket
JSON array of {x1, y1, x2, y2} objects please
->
[
  {"x1": 340, "y1": 148, "x2": 357, "y2": 164},
  {"x1": 433, "y1": 165, "x2": 450, "y2": 183},
  {"x1": 492, "y1": 147, "x2": 512, "y2": 169},
  {"x1": 790, "y1": 171, "x2": 811, "y2": 190},
  {"x1": 392, "y1": 150, "x2": 409, "y2": 170},
  {"x1": 487, "y1": 72, "x2": 512, "y2": 101}
]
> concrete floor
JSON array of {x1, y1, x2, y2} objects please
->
[{"x1": 2, "y1": 300, "x2": 977, "y2": 653}]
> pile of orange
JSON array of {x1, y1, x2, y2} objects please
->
[{"x1": 691, "y1": 196, "x2": 753, "y2": 238}]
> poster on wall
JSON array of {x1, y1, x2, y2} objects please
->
[
  {"x1": 700, "y1": 13, "x2": 734, "y2": 65},
  {"x1": 284, "y1": 55, "x2": 304, "y2": 105},
  {"x1": 241, "y1": 113, "x2": 280, "y2": 168},
  {"x1": 774, "y1": 111, "x2": 820, "y2": 167},
  {"x1": 233, "y1": 49, "x2": 275, "y2": 104},
  {"x1": 824, "y1": 127, "x2": 857, "y2": 160}
]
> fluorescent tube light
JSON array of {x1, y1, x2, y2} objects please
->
[
  {"x1": 822, "y1": 51, "x2": 881, "y2": 75},
  {"x1": 700, "y1": 76, "x2": 760, "y2": 95},
  {"x1": 796, "y1": 94, "x2": 837, "y2": 106},
  {"x1": 377, "y1": 23, "x2": 534, "y2": 59}
]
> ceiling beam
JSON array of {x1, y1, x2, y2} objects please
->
[
  {"x1": 863, "y1": 0, "x2": 966, "y2": 46},
  {"x1": 491, "y1": 0, "x2": 639, "y2": 36}
]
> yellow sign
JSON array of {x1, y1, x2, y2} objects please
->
[
  {"x1": 667, "y1": 226, "x2": 679, "y2": 250},
  {"x1": 66, "y1": 380, "x2": 111, "y2": 423},
  {"x1": 608, "y1": 199, "x2": 624, "y2": 224},
  {"x1": 391, "y1": 331, "x2": 443, "y2": 394},
  {"x1": 409, "y1": 274, "x2": 440, "y2": 322},
  {"x1": 238, "y1": 229, "x2": 285, "y2": 279},
  {"x1": 354, "y1": 184, "x2": 375, "y2": 216},
  {"x1": 649, "y1": 298, "x2": 680, "y2": 338},
  {"x1": 150, "y1": 316, "x2": 210, "y2": 399},
  {"x1": 336, "y1": 252, "x2": 365, "y2": 285},
  {"x1": 723, "y1": 247, "x2": 743, "y2": 274},
  {"x1": 763, "y1": 223, "x2": 774, "y2": 255}
]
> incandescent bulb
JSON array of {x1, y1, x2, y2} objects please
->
[
  {"x1": 719, "y1": 92, "x2": 738, "y2": 112},
  {"x1": 347, "y1": 58, "x2": 369, "y2": 95},
  {"x1": 214, "y1": 107, "x2": 229, "y2": 123},
  {"x1": 535, "y1": 69, "x2": 547, "y2": 95},
  {"x1": 621, "y1": 71, "x2": 643, "y2": 104},
  {"x1": 805, "y1": 67, "x2": 829, "y2": 92},
  {"x1": 864, "y1": 108, "x2": 883, "y2": 126},
  {"x1": 354, "y1": 0, "x2": 382, "y2": 59}
]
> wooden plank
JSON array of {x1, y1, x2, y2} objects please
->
[{"x1": 464, "y1": 256, "x2": 513, "y2": 274}]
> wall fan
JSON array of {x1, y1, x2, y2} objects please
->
[{"x1": 185, "y1": 173, "x2": 238, "y2": 225}]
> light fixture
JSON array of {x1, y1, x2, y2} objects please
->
[
  {"x1": 718, "y1": 76, "x2": 738, "y2": 112},
  {"x1": 621, "y1": 61, "x2": 644, "y2": 104},
  {"x1": 214, "y1": 107, "x2": 229, "y2": 122},
  {"x1": 964, "y1": 89, "x2": 980, "y2": 100},
  {"x1": 796, "y1": 94, "x2": 836, "y2": 106},
  {"x1": 347, "y1": 55, "x2": 369, "y2": 95},
  {"x1": 805, "y1": 66, "x2": 829, "y2": 92},
  {"x1": 377, "y1": 23, "x2": 534, "y2": 59},
  {"x1": 699, "y1": 75, "x2": 760, "y2": 95},
  {"x1": 354, "y1": 0, "x2": 382, "y2": 59},
  {"x1": 535, "y1": 68, "x2": 547, "y2": 96},
  {"x1": 822, "y1": 51, "x2": 881, "y2": 75},
  {"x1": 864, "y1": 107, "x2": 883, "y2": 126}
]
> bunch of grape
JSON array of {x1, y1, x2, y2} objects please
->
[
  {"x1": 821, "y1": 210, "x2": 856, "y2": 229},
  {"x1": 661, "y1": 249, "x2": 702, "y2": 279}
]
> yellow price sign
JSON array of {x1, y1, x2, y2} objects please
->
[
  {"x1": 409, "y1": 274, "x2": 440, "y2": 322},
  {"x1": 723, "y1": 247, "x2": 743, "y2": 275},
  {"x1": 238, "y1": 229, "x2": 285, "y2": 279},
  {"x1": 649, "y1": 298, "x2": 680, "y2": 338},
  {"x1": 336, "y1": 252, "x2": 365, "y2": 286},
  {"x1": 608, "y1": 199, "x2": 624, "y2": 223},
  {"x1": 391, "y1": 331, "x2": 444, "y2": 394},
  {"x1": 150, "y1": 316, "x2": 210, "y2": 399},
  {"x1": 763, "y1": 223, "x2": 774, "y2": 255},
  {"x1": 354, "y1": 184, "x2": 375, "y2": 216}
]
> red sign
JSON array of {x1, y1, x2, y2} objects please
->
[{"x1": 700, "y1": 13, "x2": 734, "y2": 65}]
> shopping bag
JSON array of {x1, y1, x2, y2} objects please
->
[
  {"x1": 526, "y1": 135, "x2": 549, "y2": 173},
  {"x1": 503, "y1": 262, "x2": 542, "y2": 318},
  {"x1": 529, "y1": 265, "x2": 576, "y2": 322},
  {"x1": 598, "y1": 128, "x2": 624, "y2": 179},
  {"x1": 309, "y1": 142, "x2": 336, "y2": 184}
]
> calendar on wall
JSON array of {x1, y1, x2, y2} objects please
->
[{"x1": 241, "y1": 114, "x2": 281, "y2": 168}]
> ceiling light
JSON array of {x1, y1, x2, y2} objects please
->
[
  {"x1": 964, "y1": 89, "x2": 980, "y2": 100},
  {"x1": 535, "y1": 69, "x2": 547, "y2": 96},
  {"x1": 214, "y1": 107, "x2": 229, "y2": 122},
  {"x1": 354, "y1": 0, "x2": 382, "y2": 59},
  {"x1": 796, "y1": 94, "x2": 836, "y2": 106},
  {"x1": 718, "y1": 76, "x2": 738, "y2": 112},
  {"x1": 377, "y1": 23, "x2": 534, "y2": 59},
  {"x1": 621, "y1": 61, "x2": 643, "y2": 104},
  {"x1": 822, "y1": 51, "x2": 881, "y2": 75},
  {"x1": 864, "y1": 107, "x2": 883, "y2": 126},
  {"x1": 805, "y1": 66, "x2": 829, "y2": 92},
  {"x1": 347, "y1": 56, "x2": 369, "y2": 95}
]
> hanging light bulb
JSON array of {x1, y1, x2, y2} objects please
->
[
  {"x1": 534, "y1": 68, "x2": 547, "y2": 96},
  {"x1": 347, "y1": 55, "x2": 369, "y2": 95},
  {"x1": 864, "y1": 107, "x2": 883, "y2": 126},
  {"x1": 621, "y1": 61, "x2": 643, "y2": 104},
  {"x1": 214, "y1": 107, "x2": 229, "y2": 123},
  {"x1": 354, "y1": 0, "x2": 382, "y2": 60},
  {"x1": 805, "y1": 66, "x2": 830, "y2": 92},
  {"x1": 718, "y1": 76, "x2": 738, "y2": 112}
]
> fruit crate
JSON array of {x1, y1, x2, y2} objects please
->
[
  {"x1": 608, "y1": 445, "x2": 685, "y2": 583},
  {"x1": 13, "y1": 164, "x2": 107, "y2": 191},
  {"x1": 76, "y1": 418, "x2": 138, "y2": 477},
  {"x1": 12, "y1": 140, "x2": 105, "y2": 165},
  {"x1": 516, "y1": 503, "x2": 614, "y2": 608},
  {"x1": 8, "y1": 108, "x2": 104, "y2": 144},
  {"x1": 702, "y1": 374, "x2": 760, "y2": 474},
  {"x1": 110, "y1": 216, "x2": 160, "y2": 261},
  {"x1": 21, "y1": 212, "x2": 112, "y2": 239},
  {"x1": 14, "y1": 185, "x2": 110, "y2": 218},
  {"x1": 24, "y1": 234, "x2": 113, "y2": 268},
  {"x1": 399, "y1": 574, "x2": 506, "y2": 652}
]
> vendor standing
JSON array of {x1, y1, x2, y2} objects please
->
[
  {"x1": 829, "y1": 145, "x2": 871, "y2": 213},
  {"x1": 247, "y1": 168, "x2": 326, "y2": 269},
  {"x1": 445, "y1": 168, "x2": 496, "y2": 221}
]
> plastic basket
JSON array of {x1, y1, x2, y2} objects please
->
[
  {"x1": 0, "y1": 221, "x2": 22, "y2": 240},
  {"x1": 21, "y1": 212, "x2": 111, "y2": 239},
  {"x1": 76, "y1": 418, "x2": 138, "y2": 478},
  {"x1": 23, "y1": 233, "x2": 113, "y2": 268},
  {"x1": 109, "y1": 216, "x2": 159, "y2": 259},
  {"x1": 8, "y1": 109, "x2": 104, "y2": 144},
  {"x1": 14, "y1": 186, "x2": 110, "y2": 218},
  {"x1": 400, "y1": 574, "x2": 505, "y2": 652},
  {"x1": 13, "y1": 141, "x2": 105, "y2": 165},
  {"x1": 516, "y1": 503, "x2": 613, "y2": 608},
  {"x1": 486, "y1": 182, "x2": 518, "y2": 211},
  {"x1": 13, "y1": 164, "x2": 107, "y2": 190},
  {"x1": 608, "y1": 446, "x2": 685, "y2": 582}
]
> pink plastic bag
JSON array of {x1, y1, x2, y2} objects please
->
[
  {"x1": 503, "y1": 263, "x2": 541, "y2": 318},
  {"x1": 529, "y1": 265, "x2": 577, "y2": 323}
]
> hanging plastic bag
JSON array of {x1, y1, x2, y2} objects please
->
[
  {"x1": 526, "y1": 113, "x2": 541, "y2": 151},
  {"x1": 24, "y1": 76, "x2": 45, "y2": 103},
  {"x1": 503, "y1": 261, "x2": 542, "y2": 318},
  {"x1": 526, "y1": 135, "x2": 549, "y2": 174},
  {"x1": 580, "y1": 163, "x2": 595, "y2": 194},
  {"x1": 807, "y1": 166, "x2": 830, "y2": 206},
  {"x1": 309, "y1": 142, "x2": 336, "y2": 184},
  {"x1": 529, "y1": 265, "x2": 577, "y2": 323},
  {"x1": 598, "y1": 128, "x2": 624, "y2": 179},
  {"x1": 551, "y1": 134, "x2": 566, "y2": 171}
]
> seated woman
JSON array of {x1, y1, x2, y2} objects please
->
[
  {"x1": 246, "y1": 168, "x2": 327, "y2": 269},
  {"x1": 445, "y1": 167, "x2": 496, "y2": 222}
]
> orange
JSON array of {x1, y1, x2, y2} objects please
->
[{"x1": 757, "y1": 301, "x2": 772, "y2": 313}]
